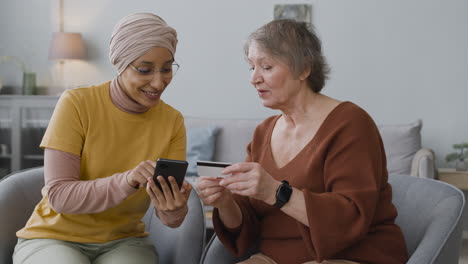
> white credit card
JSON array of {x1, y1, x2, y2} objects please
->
[{"x1": 197, "y1": 161, "x2": 232, "y2": 178}]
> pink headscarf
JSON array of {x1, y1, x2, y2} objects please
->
[{"x1": 109, "y1": 13, "x2": 178, "y2": 75}]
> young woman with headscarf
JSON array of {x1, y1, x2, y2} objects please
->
[{"x1": 13, "y1": 13, "x2": 190, "y2": 264}]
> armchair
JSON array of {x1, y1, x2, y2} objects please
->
[
  {"x1": 0, "y1": 167, "x2": 206, "y2": 264},
  {"x1": 200, "y1": 175, "x2": 465, "y2": 264}
]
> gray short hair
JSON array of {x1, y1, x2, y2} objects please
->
[{"x1": 244, "y1": 19, "x2": 330, "y2": 93}]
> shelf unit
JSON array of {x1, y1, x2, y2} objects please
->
[
  {"x1": 0, "y1": 95, "x2": 59, "y2": 178},
  {"x1": 438, "y1": 168, "x2": 468, "y2": 191}
]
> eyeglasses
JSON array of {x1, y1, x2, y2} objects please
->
[{"x1": 129, "y1": 62, "x2": 180, "y2": 80}]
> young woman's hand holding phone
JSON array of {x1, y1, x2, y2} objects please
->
[{"x1": 126, "y1": 159, "x2": 192, "y2": 227}]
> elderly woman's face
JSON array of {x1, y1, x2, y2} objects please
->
[
  {"x1": 120, "y1": 47, "x2": 174, "y2": 108},
  {"x1": 247, "y1": 42, "x2": 303, "y2": 110}
]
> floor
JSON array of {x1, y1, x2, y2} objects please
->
[{"x1": 461, "y1": 237, "x2": 468, "y2": 264}]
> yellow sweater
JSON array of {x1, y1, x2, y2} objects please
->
[{"x1": 17, "y1": 81, "x2": 186, "y2": 243}]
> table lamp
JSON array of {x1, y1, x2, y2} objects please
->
[
  {"x1": 48, "y1": 32, "x2": 86, "y2": 60},
  {"x1": 48, "y1": 32, "x2": 86, "y2": 92}
]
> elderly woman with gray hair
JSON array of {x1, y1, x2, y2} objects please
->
[
  {"x1": 13, "y1": 13, "x2": 190, "y2": 264},
  {"x1": 196, "y1": 19, "x2": 408, "y2": 264}
]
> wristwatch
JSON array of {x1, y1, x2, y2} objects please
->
[{"x1": 273, "y1": 180, "x2": 293, "y2": 208}]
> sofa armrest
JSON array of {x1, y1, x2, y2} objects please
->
[
  {"x1": 410, "y1": 148, "x2": 438, "y2": 179},
  {"x1": 0, "y1": 168, "x2": 44, "y2": 264}
]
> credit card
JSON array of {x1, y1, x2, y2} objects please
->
[{"x1": 197, "y1": 161, "x2": 232, "y2": 178}]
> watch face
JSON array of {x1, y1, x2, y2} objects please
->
[{"x1": 277, "y1": 184, "x2": 293, "y2": 202}]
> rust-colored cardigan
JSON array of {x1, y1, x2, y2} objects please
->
[{"x1": 213, "y1": 102, "x2": 408, "y2": 264}]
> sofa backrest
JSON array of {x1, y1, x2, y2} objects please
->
[
  {"x1": 185, "y1": 117, "x2": 424, "y2": 176},
  {"x1": 185, "y1": 117, "x2": 262, "y2": 163}
]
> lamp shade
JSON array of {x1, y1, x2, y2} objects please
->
[{"x1": 48, "y1": 32, "x2": 86, "y2": 60}]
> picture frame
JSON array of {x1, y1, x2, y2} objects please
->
[{"x1": 274, "y1": 4, "x2": 312, "y2": 24}]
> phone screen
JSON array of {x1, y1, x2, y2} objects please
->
[{"x1": 153, "y1": 158, "x2": 188, "y2": 191}]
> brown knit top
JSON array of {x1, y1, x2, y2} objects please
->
[{"x1": 213, "y1": 102, "x2": 408, "y2": 264}]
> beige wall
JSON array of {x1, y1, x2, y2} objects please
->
[{"x1": 1, "y1": 0, "x2": 467, "y2": 167}]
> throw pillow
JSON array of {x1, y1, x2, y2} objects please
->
[
  {"x1": 186, "y1": 126, "x2": 219, "y2": 176},
  {"x1": 378, "y1": 120, "x2": 422, "y2": 175}
]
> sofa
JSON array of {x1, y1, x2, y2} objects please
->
[
  {"x1": 0, "y1": 167, "x2": 206, "y2": 264},
  {"x1": 185, "y1": 117, "x2": 437, "y2": 179},
  {"x1": 200, "y1": 175, "x2": 465, "y2": 264},
  {"x1": 186, "y1": 117, "x2": 464, "y2": 264},
  {"x1": 0, "y1": 116, "x2": 441, "y2": 263}
]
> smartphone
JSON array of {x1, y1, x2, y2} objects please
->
[
  {"x1": 197, "y1": 160, "x2": 232, "y2": 178},
  {"x1": 153, "y1": 158, "x2": 188, "y2": 191}
]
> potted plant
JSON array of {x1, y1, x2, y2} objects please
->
[
  {"x1": 0, "y1": 55, "x2": 36, "y2": 95},
  {"x1": 445, "y1": 142, "x2": 468, "y2": 171}
]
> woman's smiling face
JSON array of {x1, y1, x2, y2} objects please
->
[{"x1": 120, "y1": 47, "x2": 174, "y2": 109}]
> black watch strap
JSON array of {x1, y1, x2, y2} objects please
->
[{"x1": 274, "y1": 180, "x2": 293, "y2": 208}]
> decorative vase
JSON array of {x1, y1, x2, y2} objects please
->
[
  {"x1": 22, "y1": 72, "x2": 36, "y2": 95},
  {"x1": 455, "y1": 160, "x2": 468, "y2": 171}
]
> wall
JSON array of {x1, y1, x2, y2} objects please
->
[
  {"x1": 1, "y1": 0, "x2": 467, "y2": 167},
  {"x1": 0, "y1": 1, "x2": 52, "y2": 94}
]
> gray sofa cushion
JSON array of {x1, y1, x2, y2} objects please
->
[
  {"x1": 185, "y1": 118, "x2": 262, "y2": 163},
  {"x1": 186, "y1": 126, "x2": 219, "y2": 176},
  {"x1": 378, "y1": 120, "x2": 422, "y2": 175}
]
